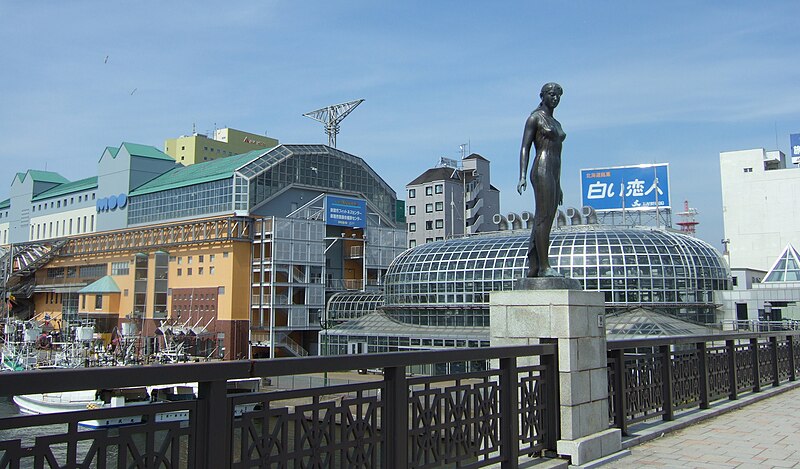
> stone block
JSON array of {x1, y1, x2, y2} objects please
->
[
  {"x1": 507, "y1": 305, "x2": 551, "y2": 337},
  {"x1": 558, "y1": 338, "x2": 579, "y2": 371},
  {"x1": 559, "y1": 370, "x2": 591, "y2": 406},
  {"x1": 580, "y1": 399, "x2": 609, "y2": 436},
  {"x1": 589, "y1": 367, "x2": 609, "y2": 402},
  {"x1": 559, "y1": 404, "x2": 581, "y2": 440},
  {"x1": 489, "y1": 304, "x2": 508, "y2": 338},
  {"x1": 515, "y1": 276, "x2": 581, "y2": 291},
  {"x1": 577, "y1": 338, "x2": 607, "y2": 370},
  {"x1": 557, "y1": 428, "x2": 621, "y2": 466}
]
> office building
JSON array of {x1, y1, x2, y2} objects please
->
[
  {"x1": 164, "y1": 128, "x2": 278, "y2": 165},
  {"x1": 720, "y1": 148, "x2": 800, "y2": 271},
  {"x1": 405, "y1": 155, "x2": 499, "y2": 248}
]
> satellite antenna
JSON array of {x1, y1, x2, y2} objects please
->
[{"x1": 303, "y1": 99, "x2": 364, "y2": 148}]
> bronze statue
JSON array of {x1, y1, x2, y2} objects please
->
[{"x1": 518, "y1": 82, "x2": 565, "y2": 278}]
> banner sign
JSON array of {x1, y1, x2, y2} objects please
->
[
  {"x1": 324, "y1": 195, "x2": 367, "y2": 228},
  {"x1": 791, "y1": 133, "x2": 800, "y2": 165},
  {"x1": 580, "y1": 163, "x2": 670, "y2": 211}
]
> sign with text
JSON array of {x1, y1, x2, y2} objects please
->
[
  {"x1": 791, "y1": 133, "x2": 800, "y2": 165},
  {"x1": 580, "y1": 164, "x2": 670, "y2": 211},
  {"x1": 324, "y1": 195, "x2": 367, "y2": 228}
]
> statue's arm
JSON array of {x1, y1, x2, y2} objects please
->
[{"x1": 518, "y1": 113, "x2": 537, "y2": 194}]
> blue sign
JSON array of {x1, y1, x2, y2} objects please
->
[
  {"x1": 96, "y1": 193, "x2": 128, "y2": 212},
  {"x1": 791, "y1": 134, "x2": 800, "y2": 164},
  {"x1": 324, "y1": 195, "x2": 366, "y2": 228},
  {"x1": 580, "y1": 164, "x2": 670, "y2": 212}
]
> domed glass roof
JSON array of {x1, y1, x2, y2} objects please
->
[{"x1": 383, "y1": 226, "x2": 730, "y2": 326}]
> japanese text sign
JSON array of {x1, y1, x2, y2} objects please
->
[
  {"x1": 324, "y1": 195, "x2": 367, "y2": 228},
  {"x1": 580, "y1": 164, "x2": 670, "y2": 211},
  {"x1": 791, "y1": 134, "x2": 800, "y2": 164}
]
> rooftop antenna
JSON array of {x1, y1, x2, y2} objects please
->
[{"x1": 303, "y1": 99, "x2": 365, "y2": 148}]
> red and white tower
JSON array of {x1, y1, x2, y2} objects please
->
[{"x1": 676, "y1": 200, "x2": 699, "y2": 235}]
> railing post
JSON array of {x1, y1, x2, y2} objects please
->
[
  {"x1": 197, "y1": 379, "x2": 229, "y2": 469},
  {"x1": 751, "y1": 338, "x2": 761, "y2": 393},
  {"x1": 499, "y1": 356, "x2": 519, "y2": 469},
  {"x1": 384, "y1": 365, "x2": 408, "y2": 469},
  {"x1": 770, "y1": 336, "x2": 780, "y2": 387},
  {"x1": 789, "y1": 335, "x2": 797, "y2": 382},
  {"x1": 659, "y1": 345, "x2": 674, "y2": 420},
  {"x1": 611, "y1": 349, "x2": 628, "y2": 436},
  {"x1": 727, "y1": 339, "x2": 738, "y2": 400},
  {"x1": 541, "y1": 343, "x2": 560, "y2": 450},
  {"x1": 697, "y1": 342, "x2": 710, "y2": 409}
]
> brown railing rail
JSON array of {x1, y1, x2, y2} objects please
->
[
  {"x1": 607, "y1": 331, "x2": 800, "y2": 435},
  {"x1": 0, "y1": 345, "x2": 558, "y2": 469}
]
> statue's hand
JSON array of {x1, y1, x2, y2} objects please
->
[{"x1": 517, "y1": 178, "x2": 527, "y2": 194}]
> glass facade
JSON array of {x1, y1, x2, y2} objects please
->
[
  {"x1": 243, "y1": 145, "x2": 396, "y2": 221},
  {"x1": 128, "y1": 179, "x2": 233, "y2": 225},
  {"x1": 327, "y1": 292, "x2": 384, "y2": 322},
  {"x1": 384, "y1": 226, "x2": 731, "y2": 325}
]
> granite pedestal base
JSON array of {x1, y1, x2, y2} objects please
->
[{"x1": 490, "y1": 287, "x2": 621, "y2": 466}]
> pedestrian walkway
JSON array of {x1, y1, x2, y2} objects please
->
[{"x1": 601, "y1": 385, "x2": 800, "y2": 468}]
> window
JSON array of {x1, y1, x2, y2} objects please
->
[
  {"x1": 425, "y1": 204, "x2": 433, "y2": 213},
  {"x1": 177, "y1": 257, "x2": 182, "y2": 265},
  {"x1": 209, "y1": 254, "x2": 215, "y2": 262},
  {"x1": 198, "y1": 267, "x2": 204, "y2": 275},
  {"x1": 95, "y1": 295, "x2": 103, "y2": 309},
  {"x1": 426, "y1": 221, "x2": 433, "y2": 230},
  {"x1": 187, "y1": 268, "x2": 192, "y2": 276},
  {"x1": 409, "y1": 206, "x2": 416, "y2": 215},
  {"x1": 409, "y1": 223, "x2": 416, "y2": 232},
  {"x1": 435, "y1": 237, "x2": 444, "y2": 241},
  {"x1": 743, "y1": 167, "x2": 753, "y2": 173},
  {"x1": 425, "y1": 186, "x2": 433, "y2": 196},
  {"x1": 408, "y1": 188, "x2": 416, "y2": 198},
  {"x1": 425, "y1": 238, "x2": 434, "y2": 243},
  {"x1": 199, "y1": 255, "x2": 204, "y2": 263},
  {"x1": 177, "y1": 268, "x2": 182, "y2": 276},
  {"x1": 435, "y1": 201, "x2": 443, "y2": 211},
  {"x1": 111, "y1": 262, "x2": 130, "y2": 276},
  {"x1": 435, "y1": 219, "x2": 444, "y2": 229},
  {"x1": 409, "y1": 240, "x2": 416, "y2": 248},
  {"x1": 209, "y1": 266, "x2": 215, "y2": 275},
  {"x1": 188, "y1": 256, "x2": 192, "y2": 264},
  {"x1": 435, "y1": 184, "x2": 443, "y2": 194},
  {"x1": 223, "y1": 252, "x2": 229, "y2": 258}
]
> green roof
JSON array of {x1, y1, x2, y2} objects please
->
[
  {"x1": 78, "y1": 276, "x2": 121, "y2": 294},
  {"x1": 105, "y1": 146, "x2": 119, "y2": 158},
  {"x1": 0, "y1": 199, "x2": 9, "y2": 210},
  {"x1": 129, "y1": 148, "x2": 269, "y2": 196},
  {"x1": 14, "y1": 170, "x2": 69, "y2": 185},
  {"x1": 32, "y1": 176, "x2": 98, "y2": 202},
  {"x1": 121, "y1": 142, "x2": 174, "y2": 161}
]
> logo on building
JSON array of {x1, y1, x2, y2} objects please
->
[
  {"x1": 791, "y1": 134, "x2": 800, "y2": 165},
  {"x1": 96, "y1": 193, "x2": 128, "y2": 212}
]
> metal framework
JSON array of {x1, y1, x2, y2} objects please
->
[
  {"x1": 61, "y1": 216, "x2": 253, "y2": 257},
  {"x1": 303, "y1": 99, "x2": 364, "y2": 148}
]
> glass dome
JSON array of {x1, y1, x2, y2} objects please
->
[{"x1": 383, "y1": 225, "x2": 730, "y2": 326}]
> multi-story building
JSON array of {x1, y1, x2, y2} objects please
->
[
  {"x1": 720, "y1": 147, "x2": 800, "y2": 271},
  {"x1": 405, "y1": 154, "x2": 499, "y2": 248},
  {"x1": 1, "y1": 142, "x2": 406, "y2": 359},
  {"x1": 164, "y1": 128, "x2": 278, "y2": 165}
]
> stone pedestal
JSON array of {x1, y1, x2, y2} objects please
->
[{"x1": 490, "y1": 285, "x2": 622, "y2": 466}]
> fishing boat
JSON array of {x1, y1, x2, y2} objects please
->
[{"x1": 13, "y1": 378, "x2": 261, "y2": 428}]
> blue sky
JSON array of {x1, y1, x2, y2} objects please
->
[{"x1": 2, "y1": 1, "x2": 800, "y2": 247}]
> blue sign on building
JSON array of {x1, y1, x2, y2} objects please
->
[
  {"x1": 324, "y1": 195, "x2": 367, "y2": 228},
  {"x1": 580, "y1": 164, "x2": 670, "y2": 212},
  {"x1": 790, "y1": 134, "x2": 800, "y2": 164},
  {"x1": 96, "y1": 193, "x2": 128, "y2": 212}
]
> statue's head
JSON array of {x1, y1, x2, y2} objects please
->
[{"x1": 539, "y1": 82, "x2": 563, "y2": 108}]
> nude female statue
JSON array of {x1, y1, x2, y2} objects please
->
[{"x1": 517, "y1": 82, "x2": 565, "y2": 278}]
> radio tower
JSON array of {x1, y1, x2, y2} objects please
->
[
  {"x1": 676, "y1": 200, "x2": 699, "y2": 235},
  {"x1": 303, "y1": 99, "x2": 364, "y2": 148}
]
